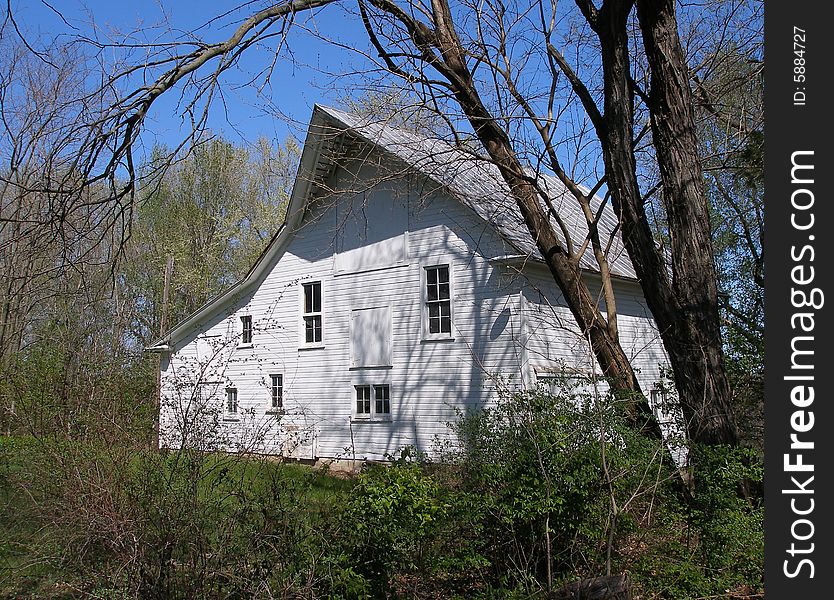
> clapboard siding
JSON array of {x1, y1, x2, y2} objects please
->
[{"x1": 160, "y1": 161, "x2": 672, "y2": 461}]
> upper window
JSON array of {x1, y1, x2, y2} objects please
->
[
  {"x1": 354, "y1": 384, "x2": 391, "y2": 420},
  {"x1": 302, "y1": 281, "x2": 322, "y2": 344},
  {"x1": 240, "y1": 315, "x2": 253, "y2": 345},
  {"x1": 270, "y1": 374, "x2": 283, "y2": 410},
  {"x1": 225, "y1": 387, "x2": 238, "y2": 416},
  {"x1": 424, "y1": 265, "x2": 452, "y2": 337}
]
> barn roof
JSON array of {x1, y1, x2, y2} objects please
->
[
  {"x1": 148, "y1": 104, "x2": 635, "y2": 350},
  {"x1": 312, "y1": 105, "x2": 636, "y2": 279}
]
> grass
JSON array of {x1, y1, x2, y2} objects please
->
[{"x1": 0, "y1": 435, "x2": 355, "y2": 598}]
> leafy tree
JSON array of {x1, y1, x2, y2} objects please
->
[{"x1": 123, "y1": 136, "x2": 298, "y2": 343}]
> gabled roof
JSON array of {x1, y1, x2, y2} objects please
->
[
  {"x1": 313, "y1": 105, "x2": 635, "y2": 279},
  {"x1": 147, "y1": 104, "x2": 635, "y2": 351}
]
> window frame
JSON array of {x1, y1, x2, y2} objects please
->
[
  {"x1": 269, "y1": 374, "x2": 283, "y2": 412},
  {"x1": 534, "y1": 369, "x2": 609, "y2": 410},
  {"x1": 421, "y1": 263, "x2": 454, "y2": 340},
  {"x1": 224, "y1": 387, "x2": 239, "y2": 420},
  {"x1": 650, "y1": 385, "x2": 675, "y2": 425},
  {"x1": 300, "y1": 279, "x2": 324, "y2": 347},
  {"x1": 239, "y1": 315, "x2": 253, "y2": 346},
  {"x1": 352, "y1": 383, "x2": 392, "y2": 421}
]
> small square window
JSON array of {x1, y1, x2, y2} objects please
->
[
  {"x1": 240, "y1": 315, "x2": 253, "y2": 345},
  {"x1": 354, "y1": 384, "x2": 391, "y2": 420}
]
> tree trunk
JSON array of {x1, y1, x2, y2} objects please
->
[
  {"x1": 634, "y1": 0, "x2": 738, "y2": 446},
  {"x1": 421, "y1": 0, "x2": 656, "y2": 427},
  {"x1": 584, "y1": 0, "x2": 739, "y2": 446}
]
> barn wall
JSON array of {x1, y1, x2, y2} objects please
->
[{"x1": 159, "y1": 158, "x2": 673, "y2": 461}]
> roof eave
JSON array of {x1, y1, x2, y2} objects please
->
[{"x1": 144, "y1": 107, "x2": 335, "y2": 351}]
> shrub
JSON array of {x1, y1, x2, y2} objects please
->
[
  {"x1": 445, "y1": 381, "x2": 675, "y2": 592},
  {"x1": 343, "y1": 450, "x2": 489, "y2": 597}
]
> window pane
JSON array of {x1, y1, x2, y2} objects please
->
[
  {"x1": 226, "y1": 388, "x2": 237, "y2": 413},
  {"x1": 312, "y1": 283, "x2": 321, "y2": 312},
  {"x1": 441, "y1": 315, "x2": 451, "y2": 333},
  {"x1": 305, "y1": 315, "x2": 322, "y2": 343},
  {"x1": 374, "y1": 385, "x2": 390, "y2": 415},
  {"x1": 356, "y1": 385, "x2": 371, "y2": 414},
  {"x1": 271, "y1": 375, "x2": 283, "y2": 408},
  {"x1": 429, "y1": 316, "x2": 440, "y2": 334},
  {"x1": 304, "y1": 282, "x2": 321, "y2": 314},
  {"x1": 437, "y1": 266, "x2": 449, "y2": 284}
]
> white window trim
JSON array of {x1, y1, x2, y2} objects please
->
[
  {"x1": 533, "y1": 368, "x2": 609, "y2": 406},
  {"x1": 299, "y1": 278, "x2": 325, "y2": 348},
  {"x1": 351, "y1": 381, "x2": 393, "y2": 422},
  {"x1": 224, "y1": 387, "x2": 239, "y2": 421},
  {"x1": 267, "y1": 373, "x2": 284, "y2": 413},
  {"x1": 238, "y1": 314, "x2": 254, "y2": 348},
  {"x1": 420, "y1": 262, "x2": 455, "y2": 341}
]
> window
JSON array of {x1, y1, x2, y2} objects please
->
[
  {"x1": 535, "y1": 372, "x2": 609, "y2": 408},
  {"x1": 374, "y1": 384, "x2": 390, "y2": 416},
  {"x1": 225, "y1": 387, "x2": 238, "y2": 415},
  {"x1": 240, "y1": 315, "x2": 253, "y2": 345},
  {"x1": 302, "y1": 281, "x2": 322, "y2": 344},
  {"x1": 424, "y1": 265, "x2": 452, "y2": 336},
  {"x1": 354, "y1": 384, "x2": 391, "y2": 419},
  {"x1": 270, "y1": 374, "x2": 283, "y2": 410},
  {"x1": 355, "y1": 385, "x2": 371, "y2": 415},
  {"x1": 650, "y1": 386, "x2": 674, "y2": 425}
]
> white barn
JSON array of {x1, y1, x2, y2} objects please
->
[{"x1": 148, "y1": 105, "x2": 675, "y2": 462}]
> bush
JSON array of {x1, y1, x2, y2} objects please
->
[
  {"x1": 445, "y1": 382, "x2": 672, "y2": 592},
  {"x1": 343, "y1": 449, "x2": 489, "y2": 597},
  {"x1": 627, "y1": 445, "x2": 763, "y2": 598}
]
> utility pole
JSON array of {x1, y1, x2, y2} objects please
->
[{"x1": 153, "y1": 254, "x2": 174, "y2": 449}]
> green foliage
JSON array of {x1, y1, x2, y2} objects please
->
[
  {"x1": 125, "y1": 136, "x2": 299, "y2": 343},
  {"x1": 689, "y1": 445, "x2": 764, "y2": 588},
  {"x1": 343, "y1": 450, "x2": 489, "y2": 597},
  {"x1": 1, "y1": 341, "x2": 156, "y2": 440},
  {"x1": 446, "y1": 383, "x2": 667, "y2": 586},
  {"x1": 1, "y1": 431, "x2": 355, "y2": 598},
  {"x1": 1, "y1": 380, "x2": 763, "y2": 599},
  {"x1": 629, "y1": 445, "x2": 764, "y2": 598}
]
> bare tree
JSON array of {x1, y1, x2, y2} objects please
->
[{"x1": 2, "y1": 0, "x2": 760, "y2": 449}]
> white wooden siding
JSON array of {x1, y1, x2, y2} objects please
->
[{"x1": 159, "y1": 160, "x2": 672, "y2": 461}]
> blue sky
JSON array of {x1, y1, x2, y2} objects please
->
[{"x1": 12, "y1": 0, "x2": 372, "y2": 150}]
